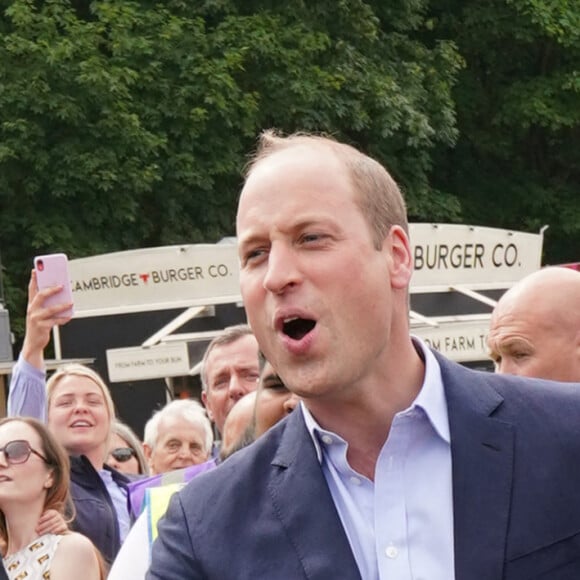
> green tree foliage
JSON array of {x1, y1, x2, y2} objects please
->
[
  {"x1": 428, "y1": 0, "x2": 580, "y2": 263},
  {"x1": 0, "y1": 0, "x2": 461, "y2": 338}
]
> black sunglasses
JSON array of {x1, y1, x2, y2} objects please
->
[
  {"x1": 0, "y1": 440, "x2": 50, "y2": 465},
  {"x1": 111, "y1": 447, "x2": 136, "y2": 462}
]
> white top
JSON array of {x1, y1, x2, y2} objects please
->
[
  {"x1": 4, "y1": 533, "x2": 63, "y2": 580},
  {"x1": 108, "y1": 510, "x2": 149, "y2": 580}
]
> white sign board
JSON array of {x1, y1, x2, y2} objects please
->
[
  {"x1": 106, "y1": 343, "x2": 191, "y2": 382},
  {"x1": 410, "y1": 224, "x2": 543, "y2": 288},
  {"x1": 68, "y1": 225, "x2": 543, "y2": 318},
  {"x1": 414, "y1": 319, "x2": 491, "y2": 363},
  {"x1": 70, "y1": 244, "x2": 240, "y2": 317}
]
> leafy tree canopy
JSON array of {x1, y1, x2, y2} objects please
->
[
  {"x1": 428, "y1": 0, "x2": 579, "y2": 263},
  {"x1": 1, "y1": 0, "x2": 461, "y2": 338}
]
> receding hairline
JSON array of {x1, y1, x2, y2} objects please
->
[
  {"x1": 244, "y1": 131, "x2": 362, "y2": 177},
  {"x1": 241, "y1": 130, "x2": 409, "y2": 244},
  {"x1": 495, "y1": 267, "x2": 580, "y2": 330},
  {"x1": 201, "y1": 325, "x2": 256, "y2": 391}
]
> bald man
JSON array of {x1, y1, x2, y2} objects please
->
[{"x1": 488, "y1": 267, "x2": 580, "y2": 381}]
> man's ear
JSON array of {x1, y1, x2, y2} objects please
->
[
  {"x1": 383, "y1": 225, "x2": 413, "y2": 290},
  {"x1": 143, "y1": 443, "x2": 156, "y2": 474},
  {"x1": 201, "y1": 391, "x2": 214, "y2": 422}
]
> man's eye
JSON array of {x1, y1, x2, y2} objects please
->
[
  {"x1": 264, "y1": 381, "x2": 288, "y2": 392},
  {"x1": 243, "y1": 248, "x2": 267, "y2": 266},
  {"x1": 301, "y1": 233, "x2": 325, "y2": 244},
  {"x1": 212, "y1": 379, "x2": 229, "y2": 390}
]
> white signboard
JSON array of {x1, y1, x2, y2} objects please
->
[
  {"x1": 68, "y1": 225, "x2": 543, "y2": 318},
  {"x1": 410, "y1": 224, "x2": 543, "y2": 288},
  {"x1": 414, "y1": 319, "x2": 491, "y2": 363},
  {"x1": 70, "y1": 244, "x2": 240, "y2": 317},
  {"x1": 106, "y1": 343, "x2": 191, "y2": 382}
]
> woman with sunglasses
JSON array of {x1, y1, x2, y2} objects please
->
[
  {"x1": 0, "y1": 417, "x2": 103, "y2": 580},
  {"x1": 8, "y1": 271, "x2": 131, "y2": 566},
  {"x1": 107, "y1": 420, "x2": 149, "y2": 476}
]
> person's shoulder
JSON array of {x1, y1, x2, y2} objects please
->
[
  {"x1": 56, "y1": 530, "x2": 97, "y2": 551},
  {"x1": 486, "y1": 370, "x2": 580, "y2": 407},
  {"x1": 180, "y1": 411, "x2": 301, "y2": 503},
  {"x1": 437, "y1": 352, "x2": 580, "y2": 418},
  {"x1": 51, "y1": 532, "x2": 100, "y2": 579},
  {"x1": 437, "y1": 352, "x2": 580, "y2": 398}
]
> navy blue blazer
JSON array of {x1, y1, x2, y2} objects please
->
[{"x1": 148, "y1": 355, "x2": 580, "y2": 579}]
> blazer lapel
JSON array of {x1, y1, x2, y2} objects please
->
[
  {"x1": 268, "y1": 411, "x2": 362, "y2": 580},
  {"x1": 438, "y1": 355, "x2": 515, "y2": 580}
]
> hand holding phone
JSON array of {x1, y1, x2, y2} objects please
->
[{"x1": 33, "y1": 253, "x2": 74, "y2": 318}]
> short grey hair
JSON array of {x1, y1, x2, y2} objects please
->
[
  {"x1": 143, "y1": 399, "x2": 213, "y2": 454},
  {"x1": 200, "y1": 324, "x2": 254, "y2": 392}
]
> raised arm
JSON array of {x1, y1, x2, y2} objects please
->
[{"x1": 8, "y1": 270, "x2": 72, "y2": 420}]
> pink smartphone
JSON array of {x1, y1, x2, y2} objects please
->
[{"x1": 34, "y1": 253, "x2": 74, "y2": 317}]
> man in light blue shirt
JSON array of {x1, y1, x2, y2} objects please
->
[
  {"x1": 148, "y1": 130, "x2": 580, "y2": 580},
  {"x1": 302, "y1": 339, "x2": 453, "y2": 579}
]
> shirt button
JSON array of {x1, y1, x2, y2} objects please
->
[
  {"x1": 349, "y1": 476, "x2": 361, "y2": 485},
  {"x1": 385, "y1": 545, "x2": 399, "y2": 559},
  {"x1": 321, "y1": 435, "x2": 333, "y2": 445}
]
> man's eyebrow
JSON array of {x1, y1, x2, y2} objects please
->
[
  {"x1": 499, "y1": 337, "x2": 533, "y2": 348},
  {"x1": 238, "y1": 232, "x2": 264, "y2": 253}
]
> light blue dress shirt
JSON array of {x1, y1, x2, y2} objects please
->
[{"x1": 301, "y1": 339, "x2": 454, "y2": 580}]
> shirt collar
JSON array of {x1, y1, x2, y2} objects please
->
[{"x1": 301, "y1": 337, "x2": 450, "y2": 464}]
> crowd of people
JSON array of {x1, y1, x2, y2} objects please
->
[{"x1": 1, "y1": 131, "x2": 579, "y2": 580}]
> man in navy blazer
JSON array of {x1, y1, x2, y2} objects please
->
[{"x1": 148, "y1": 131, "x2": 580, "y2": 579}]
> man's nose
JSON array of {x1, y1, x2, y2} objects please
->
[
  {"x1": 283, "y1": 394, "x2": 300, "y2": 414},
  {"x1": 177, "y1": 444, "x2": 191, "y2": 458},
  {"x1": 263, "y1": 243, "x2": 300, "y2": 294},
  {"x1": 228, "y1": 374, "x2": 247, "y2": 400}
]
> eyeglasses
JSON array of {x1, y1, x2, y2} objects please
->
[
  {"x1": 110, "y1": 447, "x2": 136, "y2": 463},
  {"x1": 0, "y1": 440, "x2": 50, "y2": 465}
]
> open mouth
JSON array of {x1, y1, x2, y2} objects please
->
[
  {"x1": 70, "y1": 420, "x2": 92, "y2": 428},
  {"x1": 283, "y1": 317, "x2": 316, "y2": 340}
]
